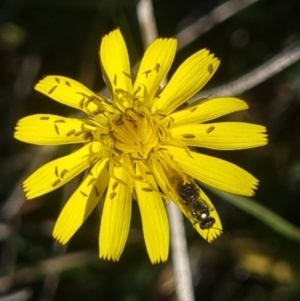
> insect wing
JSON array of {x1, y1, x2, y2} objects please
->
[{"x1": 194, "y1": 189, "x2": 222, "y2": 242}]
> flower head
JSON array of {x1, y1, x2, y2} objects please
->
[{"x1": 14, "y1": 29, "x2": 267, "y2": 263}]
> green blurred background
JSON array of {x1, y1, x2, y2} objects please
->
[{"x1": 1, "y1": 0, "x2": 300, "y2": 300}]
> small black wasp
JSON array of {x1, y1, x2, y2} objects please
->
[
  {"x1": 168, "y1": 169, "x2": 222, "y2": 241},
  {"x1": 177, "y1": 180, "x2": 216, "y2": 231}
]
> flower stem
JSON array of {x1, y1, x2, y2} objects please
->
[{"x1": 167, "y1": 202, "x2": 195, "y2": 301}]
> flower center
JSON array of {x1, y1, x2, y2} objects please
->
[{"x1": 111, "y1": 107, "x2": 159, "y2": 159}]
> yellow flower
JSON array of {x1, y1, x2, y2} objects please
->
[{"x1": 14, "y1": 29, "x2": 267, "y2": 264}]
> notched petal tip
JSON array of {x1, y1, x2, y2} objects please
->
[
  {"x1": 173, "y1": 122, "x2": 268, "y2": 150},
  {"x1": 167, "y1": 145, "x2": 259, "y2": 196},
  {"x1": 14, "y1": 114, "x2": 89, "y2": 145},
  {"x1": 134, "y1": 162, "x2": 169, "y2": 264},
  {"x1": 53, "y1": 232, "x2": 68, "y2": 245},
  {"x1": 34, "y1": 75, "x2": 104, "y2": 114},
  {"x1": 99, "y1": 168, "x2": 132, "y2": 264},
  {"x1": 169, "y1": 97, "x2": 250, "y2": 127},
  {"x1": 133, "y1": 37, "x2": 177, "y2": 107},
  {"x1": 156, "y1": 48, "x2": 221, "y2": 115},
  {"x1": 150, "y1": 254, "x2": 168, "y2": 264},
  {"x1": 22, "y1": 143, "x2": 99, "y2": 200},
  {"x1": 100, "y1": 28, "x2": 132, "y2": 111},
  {"x1": 52, "y1": 159, "x2": 109, "y2": 245},
  {"x1": 99, "y1": 253, "x2": 120, "y2": 262}
]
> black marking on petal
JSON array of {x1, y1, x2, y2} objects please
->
[
  {"x1": 79, "y1": 98, "x2": 85, "y2": 109},
  {"x1": 93, "y1": 109, "x2": 105, "y2": 115},
  {"x1": 143, "y1": 70, "x2": 151, "y2": 78},
  {"x1": 84, "y1": 132, "x2": 93, "y2": 141},
  {"x1": 137, "y1": 112, "x2": 145, "y2": 118},
  {"x1": 136, "y1": 175, "x2": 143, "y2": 181},
  {"x1": 80, "y1": 191, "x2": 88, "y2": 197},
  {"x1": 114, "y1": 75, "x2": 117, "y2": 86},
  {"x1": 142, "y1": 187, "x2": 153, "y2": 192},
  {"x1": 208, "y1": 63, "x2": 213, "y2": 74},
  {"x1": 54, "y1": 166, "x2": 59, "y2": 177},
  {"x1": 145, "y1": 171, "x2": 152, "y2": 175},
  {"x1": 52, "y1": 179, "x2": 61, "y2": 187},
  {"x1": 87, "y1": 177, "x2": 96, "y2": 186},
  {"x1": 54, "y1": 124, "x2": 60, "y2": 135},
  {"x1": 110, "y1": 191, "x2": 117, "y2": 199},
  {"x1": 122, "y1": 71, "x2": 131, "y2": 79},
  {"x1": 60, "y1": 169, "x2": 68, "y2": 178},
  {"x1": 182, "y1": 134, "x2": 195, "y2": 139},
  {"x1": 54, "y1": 119, "x2": 66, "y2": 123},
  {"x1": 76, "y1": 91, "x2": 89, "y2": 97},
  {"x1": 157, "y1": 147, "x2": 168, "y2": 152},
  {"x1": 40, "y1": 116, "x2": 50, "y2": 120},
  {"x1": 206, "y1": 126, "x2": 215, "y2": 134},
  {"x1": 154, "y1": 63, "x2": 160, "y2": 73},
  {"x1": 74, "y1": 131, "x2": 83, "y2": 136},
  {"x1": 115, "y1": 119, "x2": 124, "y2": 125},
  {"x1": 48, "y1": 85, "x2": 57, "y2": 94},
  {"x1": 158, "y1": 127, "x2": 163, "y2": 137},
  {"x1": 65, "y1": 81, "x2": 71, "y2": 87},
  {"x1": 155, "y1": 86, "x2": 164, "y2": 98},
  {"x1": 55, "y1": 78, "x2": 60, "y2": 84},
  {"x1": 190, "y1": 106, "x2": 197, "y2": 113},
  {"x1": 134, "y1": 86, "x2": 141, "y2": 96},
  {"x1": 66, "y1": 129, "x2": 75, "y2": 136},
  {"x1": 82, "y1": 98, "x2": 92, "y2": 110},
  {"x1": 84, "y1": 120, "x2": 96, "y2": 127},
  {"x1": 112, "y1": 181, "x2": 119, "y2": 191},
  {"x1": 94, "y1": 186, "x2": 100, "y2": 197},
  {"x1": 90, "y1": 157, "x2": 98, "y2": 165}
]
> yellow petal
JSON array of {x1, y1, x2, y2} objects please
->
[
  {"x1": 169, "y1": 97, "x2": 249, "y2": 127},
  {"x1": 153, "y1": 49, "x2": 220, "y2": 114},
  {"x1": 35, "y1": 76, "x2": 111, "y2": 116},
  {"x1": 134, "y1": 161, "x2": 169, "y2": 264},
  {"x1": 23, "y1": 142, "x2": 103, "y2": 199},
  {"x1": 53, "y1": 158, "x2": 109, "y2": 244},
  {"x1": 165, "y1": 145, "x2": 258, "y2": 196},
  {"x1": 99, "y1": 165, "x2": 132, "y2": 261},
  {"x1": 171, "y1": 122, "x2": 268, "y2": 150},
  {"x1": 150, "y1": 157, "x2": 221, "y2": 242},
  {"x1": 150, "y1": 155, "x2": 178, "y2": 201},
  {"x1": 133, "y1": 38, "x2": 177, "y2": 107},
  {"x1": 100, "y1": 29, "x2": 132, "y2": 111},
  {"x1": 14, "y1": 114, "x2": 95, "y2": 145}
]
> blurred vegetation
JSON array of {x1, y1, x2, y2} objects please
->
[{"x1": 1, "y1": 0, "x2": 300, "y2": 300}]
